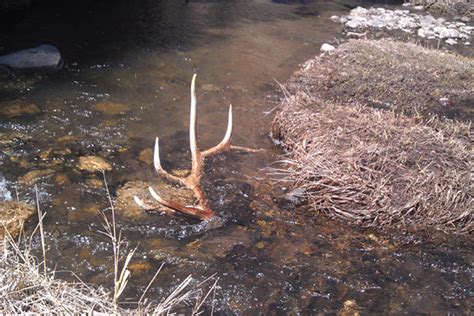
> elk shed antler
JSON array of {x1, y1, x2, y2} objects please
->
[{"x1": 134, "y1": 74, "x2": 257, "y2": 221}]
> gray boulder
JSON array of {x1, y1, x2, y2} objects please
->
[{"x1": 0, "y1": 45, "x2": 62, "y2": 72}]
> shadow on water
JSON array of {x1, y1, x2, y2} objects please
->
[{"x1": 0, "y1": 0, "x2": 472, "y2": 314}]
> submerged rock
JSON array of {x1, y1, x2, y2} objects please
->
[
  {"x1": 115, "y1": 180, "x2": 195, "y2": 220},
  {"x1": 78, "y1": 156, "x2": 112, "y2": 172},
  {"x1": 85, "y1": 176, "x2": 104, "y2": 189},
  {"x1": 337, "y1": 300, "x2": 361, "y2": 316},
  {"x1": 0, "y1": 45, "x2": 62, "y2": 72},
  {"x1": 19, "y1": 169, "x2": 55, "y2": 186},
  {"x1": 94, "y1": 101, "x2": 129, "y2": 115},
  {"x1": 138, "y1": 148, "x2": 153, "y2": 165},
  {"x1": 0, "y1": 132, "x2": 32, "y2": 146},
  {"x1": 0, "y1": 100, "x2": 41, "y2": 118},
  {"x1": 54, "y1": 173, "x2": 70, "y2": 186},
  {"x1": 0, "y1": 201, "x2": 36, "y2": 239}
]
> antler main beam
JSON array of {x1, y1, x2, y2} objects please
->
[{"x1": 134, "y1": 74, "x2": 234, "y2": 221}]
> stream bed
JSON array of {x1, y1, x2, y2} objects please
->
[{"x1": 0, "y1": 0, "x2": 472, "y2": 314}]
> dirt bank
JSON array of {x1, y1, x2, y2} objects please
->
[{"x1": 272, "y1": 39, "x2": 473, "y2": 234}]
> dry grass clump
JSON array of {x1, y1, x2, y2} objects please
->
[
  {"x1": 0, "y1": 234, "x2": 116, "y2": 313},
  {"x1": 272, "y1": 91, "x2": 472, "y2": 234},
  {"x1": 286, "y1": 39, "x2": 474, "y2": 120}
]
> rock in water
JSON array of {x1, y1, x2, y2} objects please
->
[
  {"x1": 0, "y1": 100, "x2": 41, "y2": 118},
  {"x1": 0, "y1": 45, "x2": 62, "y2": 72},
  {"x1": 78, "y1": 156, "x2": 112, "y2": 172}
]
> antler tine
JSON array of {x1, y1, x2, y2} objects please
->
[
  {"x1": 190, "y1": 74, "x2": 199, "y2": 170},
  {"x1": 133, "y1": 195, "x2": 171, "y2": 213},
  {"x1": 203, "y1": 104, "x2": 233, "y2": 157},
  {"x1": 153, "y1": 137, "x2": 163, "y2": 173},
  {"x1": 148, "y1": 186, "x2": 213, "y2": 220},
  {"x1": 133, "y1": 195, "x2": 148, "y2": 209},
  {"x1": 153, "y1": 137, "x2": 183, "y2": 183}
]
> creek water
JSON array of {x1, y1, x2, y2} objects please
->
[{"x1": 0, "y1": 0, "x2": 472, "y2": 314}]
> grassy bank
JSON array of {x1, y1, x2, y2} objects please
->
[
  {"x1": 284, "y1": 39, "x2": 474, "y2": 121},
  {"x1": 272, "y1": 39, "x2": 473, "y2": 234}
]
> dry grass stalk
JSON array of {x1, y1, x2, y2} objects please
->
[{"x1": 272, "y1": 92, "x2": 472, "y2": 234}]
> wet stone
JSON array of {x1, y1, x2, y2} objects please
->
[
  {"x1": 0, "y1": 132, "x2": 32, "y2": 146},
  {"x1": 19, "y1": 169, "x2": 55, "y2": 186},
  {"x1": 0, "y1": 100, "x2": 41, "y2": 118},
  {"x1": 9, "y1": 156, "x2": 30, "y2": 168},
  {"x1": 56, "y1": 135, "x2": 80, "y2": 144},
  {"x1": 337, "y1": 300, "x2": 361, "y2": 316},
  {"x1": 85, "y1": 176, "x2": 103, "y2": 189},
  {"x1": 190, "y1": 226, "x2": 252, "y2": 259},
  {"x1": 138, "y1": 148, "x2": 153, "y2": 165},
  {"x1": 0, "y1": 44, "x2": 62, "y2": 71},
  {"x1": 78, "y1": 156, "x2": 112, "y2": 172},
  {"x1": 94, "y1": 101, "x2": 129, "y2": 115},
  {"x1": 128, "y1": 261, "x2": 153, "y2": 275},
  {"x1": 0, "y1": 201, "x2": 35, "y2": 239},
  {"x1": 55, "y1": 173, "x2": 70, "y2": 186}
]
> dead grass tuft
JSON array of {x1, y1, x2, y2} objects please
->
[
  {"x1": 0, "y1": 234, "x2": 116, "y2": 313},
  {"x1": 272, "y1": 40, "x2": 473, "y2": 234}
]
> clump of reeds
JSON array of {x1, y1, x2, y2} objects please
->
[{"x1": 272, "y1": 91, "x2": 472, "y2": 234}]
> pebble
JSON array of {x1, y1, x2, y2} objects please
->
[{"x1": 320, "y1": 43, "x2": 336, "y2": 53}]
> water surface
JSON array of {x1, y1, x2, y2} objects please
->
[{"x1": 0, "y1": 0, "x2": 472, "y2": 314}]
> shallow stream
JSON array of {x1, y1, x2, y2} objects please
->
[{"x1": 0, "y1": 0, "x2": 472, "y2": 314}]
